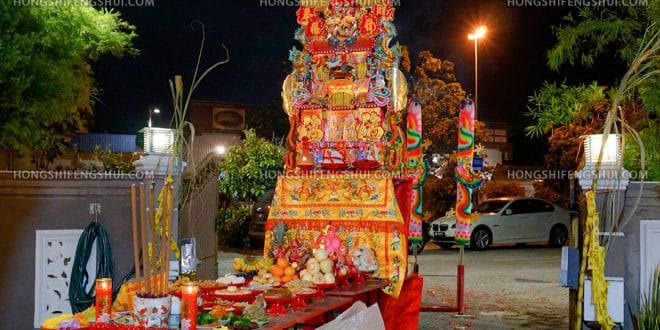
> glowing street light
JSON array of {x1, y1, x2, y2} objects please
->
[{"x1": 468, "y1": 25, "x2": 487, "y2": 120}]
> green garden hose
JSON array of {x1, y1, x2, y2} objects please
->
[{"x1": 68, "y1": 221, "x2": 114, "y2": 313}]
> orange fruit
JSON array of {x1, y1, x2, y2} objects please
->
[
  {"x1": 284, "y1": 266, "x2": 296, "y2": 276},
  {"x1": 270, "y1": 265, "x2": 285, "y2": 277},
  {"x1": 281, "y1": 274, "x2": 294, "y2": 283},
  {"x1": 276, "y1": 257, "x2": 289, "y2": 268}
]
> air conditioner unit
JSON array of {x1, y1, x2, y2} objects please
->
[{"x1": 212, "y1": 108, "x2": 245, "y2": 131}]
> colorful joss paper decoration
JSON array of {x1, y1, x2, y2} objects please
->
[
  {"x1": 454, "y1": 99, "x2": 481, "y2": 245},
  {"x1": 406, "y1": 101, "x2": 427, "y2": 252}
]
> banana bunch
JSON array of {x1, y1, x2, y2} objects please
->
[{"x1": 233, "y1": 256, "x2": 273, "y2": 272}]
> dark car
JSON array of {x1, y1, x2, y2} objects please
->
[{"x1": 247, "y1": 189, "x2": 275, "y2": 247}]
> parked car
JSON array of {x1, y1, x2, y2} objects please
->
[
  {"x1": 428, "y1": 197, "x2": 570, "y2": 250},
  {"x1": 247, "y1": 189, "x2": 275, "y2": 247}
]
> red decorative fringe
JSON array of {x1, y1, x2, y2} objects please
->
[{"x1": 265, "y1": 218, "x2": 406, "y2": 233}]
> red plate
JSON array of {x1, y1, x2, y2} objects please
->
[
  {"x1": 263, "y1": 295, "x2": 293, "y2": 304},
  {"x1": 201, "y1": 285, "x2": 227, "y2": 292},
  {"x1": 314, "y1": 282, "x2": 337, "y2": 290},
  {"x1": 213, "y1": 290, "x2": 255, "y2": 301},
  {"x1": 294, "y1": 289, "x2": 317, "y2": 298}
]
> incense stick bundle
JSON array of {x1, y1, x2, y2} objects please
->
[
  {"x1": 160, "y1": 184, "x2": 170, "y2": 294},
  {"x1": 139, "y1": 183, "x2": 151, "y2": 293},
  {"x1": 164, "y1": 184, "x2": 174, "y2": 293},
  {"x1": 130, "y1": 185, "x2": 142, "y2": 295},
  {"x1": 149, "y1": 183, "x2": 157, "y2": 293}
]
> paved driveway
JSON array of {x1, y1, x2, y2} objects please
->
[
  {"x1": 417, "y1": 243, "x2": 569, "y2": 329},
  {"x1": 217, "y1": 243, "x2": 569, "y2": 329}
]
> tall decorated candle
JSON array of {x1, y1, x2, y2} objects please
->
[
  {"x1": 95, "y1": 278, "x2": 112, "y2": 323},
  {"x1": 180, "y1": 282, "x2": 198, "y2": 330}
]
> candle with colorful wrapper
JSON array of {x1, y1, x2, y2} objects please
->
[
  {"x1": 180, "y1": 282, "x2": 198, "y2": 330},
  {"x1": 95, "y1": 278, "x2": 112, "y2": 323}
]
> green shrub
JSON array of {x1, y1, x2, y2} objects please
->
[
  {"x1": 624, "y1": 123, "x2": 660, "y2": 181},
  {"x1": 216, "y1": 204, "x2": 252, "y2": 248}
]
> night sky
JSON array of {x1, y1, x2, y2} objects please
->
[{"x1": 91, "y1": 1, "x2": 614, "y2": 164}]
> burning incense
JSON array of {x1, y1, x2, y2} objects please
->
[
  {"x1": 160, "y1": 184, "x2": 170, "y2": 294},
  {"x1": 149, "y1": 183, "x2": 157, "y2": 293},
  {"x1": 164, "y1": 184, "x2": 174, "y2": 293},
  {"x1": 139, "y1": 183, "x2": 151, "y2": 293},
  {"x1": 130, "y1": 185, "x2": 141, "y2": 294}
]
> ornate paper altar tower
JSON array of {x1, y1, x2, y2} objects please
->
[
  {"x1": 282, "y1": 1, "x2": 410, "y2": 173},
  {"x1": 267, "y1": 0, "x2": 426, "y2": 297}
]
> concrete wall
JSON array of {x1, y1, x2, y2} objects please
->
[
  {"x1": 602, "y1": 182, "x2": 660, "y2": 329},
  {"x1": 0, "y1": 173, "x2": 138, "y2": 329}
]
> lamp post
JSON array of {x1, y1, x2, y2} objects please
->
[
  {"x1": 468, "y1": 25, "x2": 487, "y2": 120},
  {"x1": 148, "y1": 108, "x2": 160, "y2": 153},
  {"x1": 148, "y1": 108, "x2": 161, "y2": 128}
]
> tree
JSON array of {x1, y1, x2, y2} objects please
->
[
  {"x1": 422, "y1": 156, "x2": 457, "y2": 221},
  {"x1": 527, "y1": 4, "x2": 660, "y2": 200},
  {"x1": 411, "y1": 50, "x2": 468, "y2": 153},
  {"x1": 246, "y1": 100, "x2": 290, "y2": 141},
  {"x1": 548, "y1": 5, "x2": 659, "y2": 113},
  {"x1": 0, "y1": 1, "x2": 137, "y2": 167},
  {"x1": 218, "y1": 129, "x2": 284, "y2": 203},
  {"x1": 481, "y1": 180, "x2": 525, "y2": 200}
]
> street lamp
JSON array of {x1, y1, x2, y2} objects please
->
[
  {"x1": 148, "y1": 108, "x2": 161, "y2": 128},
  {"x1": 468, "y1": 25, "x2": 487, "y2": 120}
]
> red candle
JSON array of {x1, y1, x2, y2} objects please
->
[
  {"x1": 95, "y1": 278, "x2": 112, "y2": 323},
  {"x1": 180, "y1": 282, "x2": 198, "y2": 330}
]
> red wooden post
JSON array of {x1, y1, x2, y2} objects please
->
[{"x1": 457, "y1": 264, "x2": 465, "y2": 314}]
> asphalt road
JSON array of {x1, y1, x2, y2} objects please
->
[
  {"x1": 417, "y1": 243, "x2": 569, "y2": 330},
  {"x1": 217, "y1": 243, "x2": 569, "y2": 330}
]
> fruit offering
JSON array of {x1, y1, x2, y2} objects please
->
[
  {"x1": 233, "y1": 256, "x2": 272, "y2": 273},
  {"x1": 268, "y1": 258, "x2": 298, "y2": 284},
  {"x1": 250, "y1": 269, "x2": 281, "y2": 288},
  {"x1": 299, "y1": 249, "x2": 335, "y2": 284}
]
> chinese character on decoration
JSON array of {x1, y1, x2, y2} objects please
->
[
  {"x1": 296, "y1": 6, "x2": 316, "y2": 26},
  {"x1": 359, "y1": 13, "x2": 380, "y2": 36},
  {"x1": 372, "y1": 5, "x2": 395, "y2": 21},
  {"x1": 306, "y1": 17, "x2": 326, "y2": 39}
]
